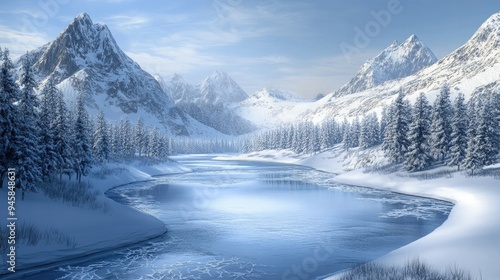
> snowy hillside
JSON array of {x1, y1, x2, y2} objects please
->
[
  {"x1": 307, "y1": 12, "x2": 500, "y2": 123},
  {"x1": 334, "y1": 35, "x2": 437, "y2": 97}
]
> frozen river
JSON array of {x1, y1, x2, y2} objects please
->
[{"x1": 28, "y1": 155, "x2": 453, "y2": 279}]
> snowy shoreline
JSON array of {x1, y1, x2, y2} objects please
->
[
  {"x1": 0, "y1": 160, "x2": 191, "y2": 278},
  {"x1": 215, "y1": 150, "x2": 500, "y2": 279}
]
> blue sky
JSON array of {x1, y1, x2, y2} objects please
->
[{"x1": 0, "y1": 0, "x2": 498, "y2": 98}]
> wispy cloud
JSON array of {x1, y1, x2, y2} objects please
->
[
  {"x1": 0, "y1": 25, "x2": 48, "y2": 58},
  {"x1": 104, "y1": 14, "x2": 150, "y2": 30}
]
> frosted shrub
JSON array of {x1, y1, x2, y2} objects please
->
[{"x1": 339, "y1": 259, "x2": 476, "y2": 280}]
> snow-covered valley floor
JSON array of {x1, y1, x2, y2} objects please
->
[
  {"x1": 0, "y1": 159, "x2": 192, "y2": 278},
  {"x1": 216, "y1": 147, "x2": 500, "y2": 279}
]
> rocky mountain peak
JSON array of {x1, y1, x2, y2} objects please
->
[
  {"x1": 200, "y1": 71, "x2": 248, "y2": 104},
  {"x1": 334, "y1": 34, "x2": 437, "y2": 97}
]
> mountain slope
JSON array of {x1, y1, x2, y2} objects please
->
[
  {"x1": 334, "y1": 35, "x2": 437, "y2": 97},
  {"x1": 23, "y1": 13, "x2": 196, "y2": 136},
  {"x1": 157, "y1": 72, "x2": 255, "y2": 135},
  {"x1": 307, "y1": 12, "x2": 500, "y2": 123},
  {"x1": 200, "y1": 71, "x2": 249, "y2": 104}
]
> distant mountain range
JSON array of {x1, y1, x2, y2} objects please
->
[{"x1": 18, "y1": 11, "x2": 500, "y2": 136}]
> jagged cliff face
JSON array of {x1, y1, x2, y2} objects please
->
[
  {"x1": 334, "y1": 34, "x2": 437, "y2": 97},
  {"x1": 24, "y1": 13, "x2": 193, "y2": 136}
]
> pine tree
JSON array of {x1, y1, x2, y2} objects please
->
[
  {"x1": 489, "y1": 93, "x2": 500, "y2": 161},
  {"x1": 404, "y1": 93, "x2": 433, "y2": 171},
  {"x1": 120, "y1": 119, "x2": 134, "y2": 158},
  {"x1": 51, "y1": 82, "x2": 72, "y2": 180},
  {"x1": 15, "y1": 54, "x2": 42, "y2": 196},
  {"x1": 379, "y1": 105, "x2": 389, "y2": 140},
  {"x1": 133, "y1": 118, "x2": 147, "y2": 157},
  {"x1": 383, "y1": 92, "x2": 411, "y2": 163},
  {"x1": 72, "y1": 93, "x2": 92, "y2": 183},
  {"x1": 447, "y1": 93, "x2": 468, "y2": 170},
  {"x1": 359, "y1": 113, "x2": 380, "y2": 149},
  {"x1": 39, "y1": 78, "x2": 59, "y2": 179},
  {"x1": 429, "y1": 85, "x2": 453, "y2": 162},
  {"x1": 93, "y1": 110, "x2": 110, "y2": 163},
  {"x1": 320, "y1": 121, "x2": 330, "y2": 150},
  {"x1": 342, "y1": 120, "x2": 353, "y2": 150},
  {"x1": 0, "y1": 48, "x2": 21, "y2": 187},
  {"x1": 463, "y1": 99, "x2": 496, "y2": 174},
  {"x1": 148, "y1": 126, "x2": 161, "y2": 158}
]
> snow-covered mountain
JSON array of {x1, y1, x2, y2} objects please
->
[
  {"x1": 200, "y1": 71, "x2": 248, "y2": 104},
  {"x1": 156, "y1": 73, "x2": 198, "y2": 104},
  {"x1": 157, "y1": 72, "x2": 255, "y2": 135},
  {"x1": 233, "y1": 88, "x2": 317, "y2": 128},
  {"x1": 306, "y1": 12, "x2": 500, "y2": 123},
  {"x1": 22, "y1": 13, "x2": 226, "y2": 137},
  {"x1": 19, "y1": 11, "x2": 500, "y2": 137},
  {"x1": 333, "y1": 34, "x2": 437, "y2": 97}
]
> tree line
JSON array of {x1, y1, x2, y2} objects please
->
[
  {"x1": 242, "y1": 86, "x2": 500, "y2": 174},
  {"x1": 0, "y1": 48, "x2": 173, "y2": 198}
]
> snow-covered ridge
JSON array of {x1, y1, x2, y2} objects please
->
[
  {"x1": 334, "y1": 34, "x2": 437, "y2": 97},
  {"x1": 307, "y1": 12, "x2": 500, "y2": 123}
]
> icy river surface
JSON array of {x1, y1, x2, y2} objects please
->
[{"x1": 36, "y1": 155, "x2": 453, "y2": 279}]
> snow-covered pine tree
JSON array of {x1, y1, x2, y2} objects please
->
[
  {"x1": 108, "y1": 123, "x2": 120, "y2": 159},
  {"x1": 72, "y1": 93, "x2": 92, "y2": 183},
  {"x1": 52, "y1": 82, "x2": 72, "y2": 180},
  {"x1": 342, "y1": 120, "x2": 352, "y2": 150},
  {"x1": 319, "y1": 121, "x2": 330, "y2": 151},
  {"x1": 133, "y1": 118, "x2": 147, "y2": 157},
  {"x1": 379, "y1": 105, "x2": 389, "y2": 140},
  {"x1": 119, "y1": 119, "x2": 134, "y2": 158},
  {"x1": 285, "y1": 124, "x2": 294, "y2": 150},
  {"x1": 404, "y1": 93, "x2": 433, "y2": 171},
  {"x1": 351, "y1": 117, "x2": 360, "y2": 147},
  {"x1": 359, "y1": 113, "x2": 379, "y2": 149},
  {"x1": 0, "y1": 48, "x2": 21, "y2": 186},
  {"x1": 16, "y1": 53, "x2": 42, "y2": 196},
  {"x1": 39, "y1": 77, "x2": 59, "y2": 179},
  {"x1": 382, "y1": 91, "x2": 411, "y2": 163},
  {"x1": 463, "y1": 99, "x2": 496, "y2": 174},
  {"x1": 447, "y1": 93, "x2": 468, "y2": 170},
  {"x1": 477, "y1": 97, "x2": 498, "y2": 164},
  {"x1": 429, "y1": 85, "x2": 453, "y2": 162},
  {"x1": 93, "y1": 110, "x2": 110, "y2": 163},
  {"x1": 292, "y1": 122, "x2": 303, "y2": 154},
  {"x1": 489, "y1": 93, "x2": 500, "y2": 161},
  {"x1": 148, "y1": 126, "x2": 162, "y2": 159},
  {"x1": 311, "y1": 124, "x2": 321, "y2": 153}
]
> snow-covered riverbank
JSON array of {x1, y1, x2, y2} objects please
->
[
  {"x1": 216, "y1": 148, "x2": 500, "y2": 279},
  {"x1": 0, "y1": 159, "x2": 191, "y2": 277}
]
